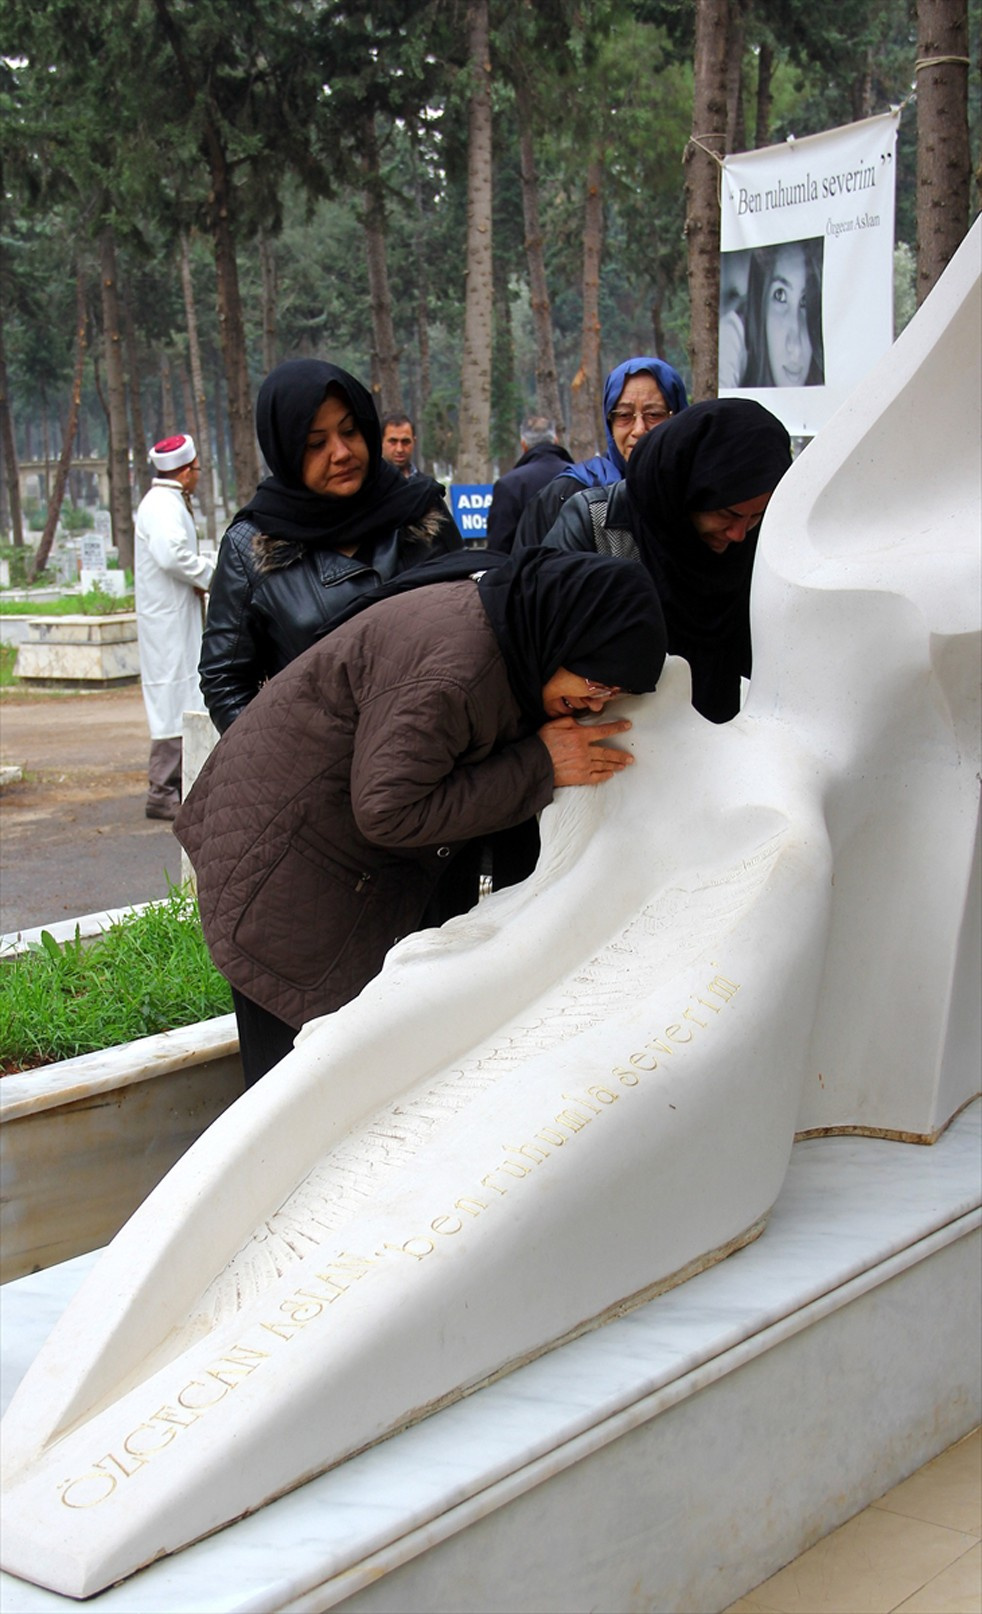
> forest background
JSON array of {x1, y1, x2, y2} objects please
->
[{"x1": 1, "y1": 0, "x2": 978, "y2": 571}]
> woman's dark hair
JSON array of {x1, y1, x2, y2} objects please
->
[{"x1": 744, "y1": 240, "x2": 824, "y2": 389}]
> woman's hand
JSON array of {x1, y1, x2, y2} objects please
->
[{"x1": 538, "y1": 716, "x2": 634, "y2": 786}]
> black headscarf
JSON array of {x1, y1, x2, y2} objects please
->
[
  {"x1": 623, "y1": 398, "x2": 792, "y2": 722},
  {"x1": 236, "y1": 359, "x2": 446, "y2": 547},
  {"x1": 478, "y1": 548, "x2": 667, "y2": 728}
]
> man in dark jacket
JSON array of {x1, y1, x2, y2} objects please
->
[{"x1": 485, "y1": 417, "x2": 572, "y2": 553}]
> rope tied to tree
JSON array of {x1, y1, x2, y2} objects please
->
[{"x1": 914, "y1": 55, "x2": 970, "y2": 72}]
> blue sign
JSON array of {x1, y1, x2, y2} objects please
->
[{"x1": 450, "y1": 484, "x2": 493, "y2": 542}]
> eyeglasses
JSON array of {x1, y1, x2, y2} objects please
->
[
  {"x1": 584, "y1": 680, "x2": 622, "y2": 699},
  {"x1": 608, "y1": 407, "x2": 673, "y2": 430}
]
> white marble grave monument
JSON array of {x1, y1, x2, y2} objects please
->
[{"x1": 1, "y1": 223, "x2": 979, "y2": 1602}]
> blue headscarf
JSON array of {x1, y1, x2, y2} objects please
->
[{"x1": 564, "y1": 356, "x2": 688, "y2": 489}]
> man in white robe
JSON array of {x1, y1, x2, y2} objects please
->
[{"x1": 134, "y1": 434, "x2": 214, "y2": 820}]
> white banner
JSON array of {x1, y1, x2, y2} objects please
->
[{"x1": 719, "y1": 112, "x2": 898, "y2": 436}]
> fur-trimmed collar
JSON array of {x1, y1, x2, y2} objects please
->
[{"x1": 250, "y1": 506, "x2": 446, "y2": 576}]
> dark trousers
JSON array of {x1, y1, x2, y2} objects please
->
[
  {"x1": 147, "y1": 736, "x2": 183, "y2": 811},
  {"x1": 231, "y1": 987, "x2": 301, "y2": 1088}
]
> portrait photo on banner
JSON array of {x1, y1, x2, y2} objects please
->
[{"x1": 719, "y1": 237, "x2": 826, "y2": 391}]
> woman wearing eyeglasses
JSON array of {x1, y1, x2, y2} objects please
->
[
  {"x1": 513, "y1": 356, "x2": 688, "y2": 551},
  {"x1": 536, "y1": 399, "x2": 792, "y2": 723},
  {"x1": 177, "y1": 548, "x2": 667, "y2": 1085}
]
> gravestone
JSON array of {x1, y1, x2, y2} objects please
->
[{"x1": 1, "y1": 223, "x2": 978, "y2": 1600}]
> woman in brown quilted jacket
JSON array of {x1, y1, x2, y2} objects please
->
[{"x1": 176, "y1": 548, "x2": 667, "y2": 1086}]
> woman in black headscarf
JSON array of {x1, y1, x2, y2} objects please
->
[
  {"x1": 539, "y1": 399, "x2": 793, "y2": 722},
  {"x1": 199, "y1": 359, "x2": 461, "y2": 734},
  {"x1": 177, "y1": 549, "x2": 667, "y2": 1085}
]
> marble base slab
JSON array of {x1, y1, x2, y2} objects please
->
[
  {"x1": 2, "y1": 1102, "x2": 978, "y2": 1613},
  {"x1": 13, "y1": 615, "x2": 139, "y2": 687}
]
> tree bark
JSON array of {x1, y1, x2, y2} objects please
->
[
  {"x1": 123, "y1": 285, "x2": 152, "y2": 499},
  {"x1": 916, "y1": 0, "x2": 971, "y2": 304},
  {"x1": 259, "y1": 232, "x2": 278, "y2": 376},
  {"x1": 180, "y1": 231, "x2": 217, "y2": 546},
  {"x1": 409, "y1": 125, "x2": 432, "y2": 471},
  {"x1": 684, "y1": 0, "x2": 730, "y2": 400},
  {"x1": 362, "y1": 114, "x2": 403, "y2": 417},
  {"x1": 515, "y1": 74, "x2": 563, "y2": 437},
  {"x1": 754, "y1": 41, "x2": 773, "y2": 150},
  {"x1": 30, "y1": 267, "x2": 87, "y2": 582},
  {"x1": 725, "y1": 0, "x2": 747, "y2": 155},
  {"x1": 152, "y1": 0, "x2": 258, "y2": 506},
  {"x1": 456, "y1": 0, "x2": 494, "y2": 483},
  {"x1": 159, "y1": 350, "x2": 175, "y2": 432},
  {"x1": 99, "y1": 227, "x2": 134, "y2": 569},
  {"x1": 0, "y1": 296, "x2": 24, "y2": 549},
  {"x1": 568, "y1": 154, "x2": 605, "y2": 464}
]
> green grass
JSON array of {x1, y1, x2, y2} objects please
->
[
  {"x1": 0, "y1": 642, "x2": 17, "y2": 687},
  {"x1": 0, "y1": 586, "x2": 134, "y2": 616},
  {"x1": 0, "y1": 884, "x2": 233, "y2": 1070}
]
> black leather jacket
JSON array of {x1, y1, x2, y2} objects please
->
[{"x1": 200, "y1": 505, "x2": 462, "y2": 733}]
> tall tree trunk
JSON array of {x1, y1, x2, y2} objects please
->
[
  {"x1": 491, "y1": 245, "x2": 517, "y2": 468},
  {"x1": 213, "y1": 350, "x2": 230, "y2": 508},
  {"x1": 159, "y1": 350, "x2": 176, "y2": 433},
  {"x1": 180, "y1": 231, "x2": 217, "y2": 546},
  {"x1": 515, "y1": 74, "x2": 563, "y2": 436},
  {"x1": 362, "y1": 114, "x2": 403, "y2": 417},
  {"x1": 208, "y1": 159, "x2": 258, "y2": 506},
  {"x1": 0, "y1": 296, "x2": 24, "y2": 549},
  {"x1": 725, "y1": 0, "x2": 747, "y2": 154},
  {"x1": 152, "y1": 0, "x2": 258, "y2": 506},
  {"x1": 457, "y1": 0, "x2": 494, "y2": 482},
  {"x1": 30, "y1": 267, "x2": 87, "y2": 582},
  {"x1": 99, "y1": 226, "x2": 134, "y2": 569},
  {"x1": 685, "y1": 0, "x2": 730, "y2": 400},
  {"x1": 916, "y1": 0, "x2": 971, "y2": 304},
  {"x1": 123, "y1": 286, "x2": 152, "y2": 498},
  {"x1": 754, "y1": 41, "x2": 773, "y2": 149},
  {"x1": 568, "y1": 153, "x2": 605, "y2": 463},
  {"x1": 258, "y1": 232, "x2": 277, "y2": 376},
  {"x1": 409, "y1": 126, "x2": 432, "y2": 470}
]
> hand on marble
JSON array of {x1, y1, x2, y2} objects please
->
[{"x1": 538, "y1": 715, "x2": 634, "y2": 786}]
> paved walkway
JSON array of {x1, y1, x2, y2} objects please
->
[{"x1": 0, "y1": 687, "x2": 183, "y2": 936}]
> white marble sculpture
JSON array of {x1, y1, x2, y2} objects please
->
[{"x1": 2, "y1": 223, "x2": 979, "y2": 1600}]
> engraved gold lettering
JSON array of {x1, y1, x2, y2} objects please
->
[
  {"x1": 497, "y1": 1158, "x2": 531, "y2": 1179},
  {"x1": 614, "y1": 1067, "x2": 641, "y2": 1086},
  {"x1": 275, "y1": 1298, "x2": 324, "y2": 1327},
  {"x1": 122, "y1": 1421, "x2": 177, "y2": 1458},
  {"x1": 60, "y1": 1469, "x2": 118, "y2": 1509},
  {"x1": 178, "y1": 1377, "x2": 232, "y2": 1407},
  {"x1": 378, "y1": 1237, "x2": 436, "y2": 1259},
  {"x1": 454, "y1": 1196, "x2": 487, "y2": 1216},
  {"x1": 563, "y1": 1089, "x2": 603, "y2": 1115},
  {"x1": 682, "y1": 1008, "x2": 707, "y2": 1029},
  {"x1": 694, "y1": 996, "x2": 722, "y2": 1014},
  {"x1": 480, "y1": 1173, "x2": 509, "y2": 1195},
  {"x1": 646, "y1": 1037, "x2": 676, "y2": 1056},
  {"x1": 151, "y1": 1402, "x2": 201, "y2": 1430},
  {"x1": 260, "y1": 1320, "x2": 302, "y2": 1341},
  {"x1": 103, "y1": 1448, "x2": 148, "y2": 1479},
  {"x1": 555, "y1": 1108, "x2": 590, "y2": 1133},
  {"x1": 431, "y1": 1214, "x2": 463, "y2": 1235},
  {"x1": 587, "y1": 1084, "x2": 619, "y2": 1105},
  {"x1": 536, "y1": 1125, "x2": 569, "y2": 1146},
  {"x1": 207, "y1": 1344, "x2": 272, "y2": 1386},
  {"x1": 706, "y1": 974, "x2": 740, "y2": 1001},
  {"x1": 630, "y1": 1051, "x2": 659, "y2": 1071},
  {"x1": 664, "y1": 1024, "x2": 694, "y2": 1043},
  {"x1": 503, "y1": 1140, "x2": 550, "y2": 1164}
]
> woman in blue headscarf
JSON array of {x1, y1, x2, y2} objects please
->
[{"x1": 514, "y1": 355, "x2": 687, "y2": 550}]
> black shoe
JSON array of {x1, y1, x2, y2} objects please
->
[{"x1": 145, "y1": 801, "x2": 178, "y2": 822}]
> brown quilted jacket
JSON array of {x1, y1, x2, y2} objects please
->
[{"x1": 175, "y1": 581, "x2": 554, "y2": 1027}]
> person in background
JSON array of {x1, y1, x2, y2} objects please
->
[
  {"x1": 134, "y1": 433, "x2": 214, "y2": 821},
  {"x1": 485, "y1": 415, "x2": 573, "y2": 554},
  {"x1": 514, "y1": 356, "x2": 688, "y2": 551},
  {"x1": 200, "y1": 362, "x2": 460, "y2": 736},
  {"x1": 380, "y1": 412, "x2": 419, "y2": 478},
  {"x1": 177, "y1": 547, "x2": 667, "y2": 1086},
  {"x1": 538, "y1": 398, "x2": 793, "y2": 723}
]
